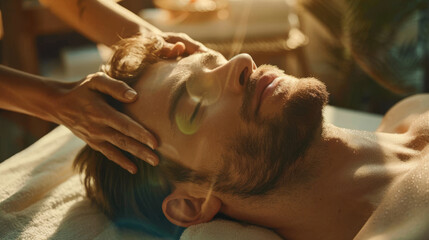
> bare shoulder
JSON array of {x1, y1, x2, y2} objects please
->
[
  {"x1": 377, "y1": 94, "x2": 429, "y2": 133},
  {"x1": 355, "y1": 94, "x2": 429, "y2": 240},
  {"x1": 354, "y1": 154, "x2": 429, "y2": 240}
]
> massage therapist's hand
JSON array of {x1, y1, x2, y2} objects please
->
[
  {"x1": 158, "y1": 32, "x2": 208, "y2": 57},
  {"x1": 53, "y1": 72, "x2": 158, "y2": 174}
]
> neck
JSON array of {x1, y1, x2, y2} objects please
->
[{"x1": 220, "y1": 123, "x2": 419, "y2": 239}]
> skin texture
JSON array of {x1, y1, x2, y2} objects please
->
[
  {"x1": 122, "y1": 50, "x2": 429, "y2": 239},
  {"x1": 353, "y1": 95, "x2": 429, "y2": 240},
  {"x1": 126, "y1": 51, "x2": 328, "y2": 194}
]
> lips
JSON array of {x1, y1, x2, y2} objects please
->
[{"x1": 254, "y1": 73, "x2": 279, "y2": 114}]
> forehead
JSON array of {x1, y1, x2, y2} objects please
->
[
  {"x1": 133, "y1": 51, "x2": 225, "y2": 93},
  {"x1": 134, "y1": 59, "x2": 179, "y2": 94}
]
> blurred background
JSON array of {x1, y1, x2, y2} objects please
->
[{"x1": 0, "y1": 0, "x2": 428, "y2": 161}]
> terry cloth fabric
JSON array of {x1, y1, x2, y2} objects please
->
[
  {"x1": 0, "y1": 125, "x2": 161, "y2": 240},
  {"x1": 181, "y1": 219, "x2": 282, "y2": 240}
]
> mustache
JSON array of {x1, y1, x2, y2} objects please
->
[{"x1": 240, "y1": 64, "x2": 284, "y2": 122}]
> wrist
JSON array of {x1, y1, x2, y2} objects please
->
[{"x1": 40, "y1": 78, "x2": 77, "y2": 124}]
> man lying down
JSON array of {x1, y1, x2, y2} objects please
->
[{"x1": 74, "y1": 35, "x2": 429, "y2": 240}]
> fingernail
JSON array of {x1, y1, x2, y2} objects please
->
[
  {"x1": 148, "y1": 141, "x2": 157, "y2": 150},
  {"x1": 127, "y1": 166, "x2": 137, "y2": 174},
  {"x1": 147, "y1": 156, "x2": 158, "y2": 166},
  {"x1": 125, "y1": 89, "x2": 137, "y2": 100}
]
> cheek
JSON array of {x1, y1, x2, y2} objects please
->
[
  {"x1": 161, "y1": 95, "x2": 244, "y2": 171},
  {"x1": 203, "y1": 94, "x2": 245, "y2": 141},
  {"x1": 189, "y1": 138, "x2": 222, "y2": 170},
  {"x1": 206, "y1": 94, "x2": 242, "y2": 124},
  {"x1": 164, "y1": 135, "x2": 223, "y2": 173},
  {"x1": 175, "y1": 118, "x2": 240, "y2": 171}
]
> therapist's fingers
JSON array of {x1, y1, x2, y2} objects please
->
[
  {"x1": 102, "y1": 105, "x2": 159, "y2": 162},
  {"x1": 84, "y1": 72, "x2": 139, "y2": 103},
  {"x1": 159, "y1": 42, "x2": 186, "y2": 58},
  {"x1": 90, "y1": 141, "x2": 138, "y2": 174},
  {"x1": 100, "y1": 127, "x2": 159, "y2": 167},
  {"x1": 81, "y1": 72, "x2": 160, "y2": 166},
  {"x1": 162, "y1": 32, "x2": 208, "y2": 55}
]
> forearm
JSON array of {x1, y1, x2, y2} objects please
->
[
  {"x1": 0, "y1": 65, "x2": 65, "y2": 123},
  {"x1": 39, "y1": 0, "x2": 162, "y2": 47}
]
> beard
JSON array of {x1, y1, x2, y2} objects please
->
[{"x1": 213, "y1": 65, "x2": 329, "y2": 197}]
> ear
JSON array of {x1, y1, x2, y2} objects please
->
[{"x1": 162, "y1": 189, "x2": 221, "y2": 227}]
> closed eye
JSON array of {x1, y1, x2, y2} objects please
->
[{"x1": 189, "y1": 98, "x2": 203, "y2": 123}]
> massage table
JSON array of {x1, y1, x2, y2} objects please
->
[{"x1": 0, "y1": 106, "x2": 382, "y2": 239}]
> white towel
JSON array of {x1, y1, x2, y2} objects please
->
[{"x1": 181, "y1": 219, "x2": 282, "y2": 240}]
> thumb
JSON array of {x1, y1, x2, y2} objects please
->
[
  {"x1": 159, "y1": 42, "x2": 186, "y2": 58},
  {"x1": 86, "y1": 72, "x2": 138, "y2": 103}
]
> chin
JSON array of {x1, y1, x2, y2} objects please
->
[
  {"x1": 260, "y1": 77, "x2": 328, "y2": 122},
  {"x1": 282, "y1": 77, "x2": 329, "y2": 126},
  {"x1": 276, "y1": 77, "x2": 328, "y2": 172}
]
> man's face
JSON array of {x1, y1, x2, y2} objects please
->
[{"x1": 126, "y1": 51, "x2": 328, "y2": 196}]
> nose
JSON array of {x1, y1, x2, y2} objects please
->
[{"x1": 212, "y1": 53, "x2": 255, "y2": 94}]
